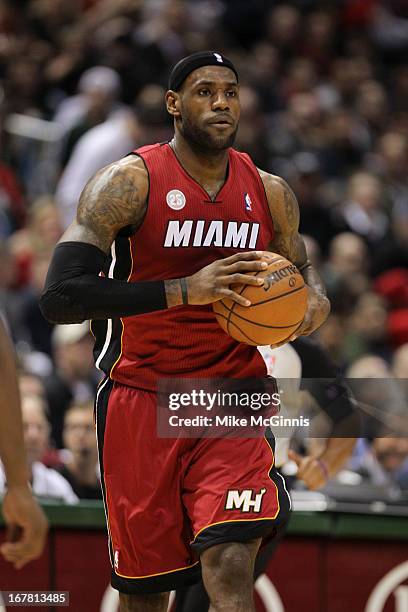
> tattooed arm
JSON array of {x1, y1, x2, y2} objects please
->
[
  {"x1": 62, "y1": 155, "x2": 147, "y2": 252},
  {"x1": 40, "y1": 156, "x2": 267, "y2": 323},
  {"x1": 259, "y1": 170, "x2": 330, "y2": 338}
]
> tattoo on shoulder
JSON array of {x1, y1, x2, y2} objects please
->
[
  {"x1": 283, "y1": 181, "x2": 298, "y2": 228},
  {"x1": 270, "y1": 233, "x2": 299, "y2": 262},
  {"x1": 77, "y1": 160, "x2": 147, "y2": 251}
]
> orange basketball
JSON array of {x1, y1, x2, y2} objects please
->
[{"x1": 213, "y1": 251, "x2": 308, "y2": 346}]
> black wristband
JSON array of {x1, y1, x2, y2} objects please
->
[
  {"x1": 298, "y1": 260, "x2": 312, "y2": 272},
  {"x1": 180, "y1": 277, "x2": 188, "y2": 305}
]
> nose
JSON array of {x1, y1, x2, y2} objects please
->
[{"x1": 211, "y1": 91, "x2": 230, "y2": 111}]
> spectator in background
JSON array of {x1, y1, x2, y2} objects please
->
[
  {"x1": 347, "y1": 354, "x2": 406, "y2": 439},
  {"x1": 55, "y1": 84, "x2": 171, "y2": 227},
  {"x1": 323, "y1": 232, "x2": 370, "y2": 311},
  {"x1": 339, "y1": 172, "x2": 388, "y2": 244},
  {"x1": 58, "y1": 401, "x2": 101, "y2": 499},
  {"x1": 54, "y1": 65, "x2": 125, "y2": 165},
  {"x1": 345, "y1": 292, "x2": 389, "y2": 362},
  {"x1": 43, "y1": 321, "x2": 99, "y2": 449},
  {"x1": 288, "y1": 152, "x2": 340, "y2": 253},
  {"x1": 8, "y1": 196, "x2": 62, "y2": 279},
  {"x1": 0, "y1": 394, "x2": 78, "y2": 503},
  {"x1": 0, "y1": 155, "x2": 26, "y2": 238},
  {"x1": 54, "y1": 66, "x2": 122, "y2": 134},
  {"x1": 350, "y1": 437, "x2": 408, "y2": 491},
  {"x1": 19, "y1": 372, "x2": 46, "y2": 401}
]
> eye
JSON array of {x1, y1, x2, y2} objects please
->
[
  {"x1": 198, "y1": 89, "x2": 210, "y2": 96},
  {"x1": 226, "y1": 90, "x2": 237, "y2": 97}
]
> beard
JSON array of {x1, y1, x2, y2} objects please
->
[{"x1": 179, "y1": 112, "x2": 238, "y2": 153}]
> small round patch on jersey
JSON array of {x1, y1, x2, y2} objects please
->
[{"x1": 166, "y1": 189, "x2": 186, "y2": 210}]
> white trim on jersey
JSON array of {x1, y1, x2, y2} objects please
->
[{"x1": 95, "y1": 242, "x2": 116, "y2": 371}]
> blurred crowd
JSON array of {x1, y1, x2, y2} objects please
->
[{"x1": 0, "y1": 0, "x2": 407, "y2": 500}]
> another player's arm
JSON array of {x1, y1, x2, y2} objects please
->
[
  {"x1": 259, "y1": 171, "x2": 330, "y2": 337},
  {"x1": 40, "y1": 157, "x2": 267, "y2": 324},
  {"x1": 0, "y1": 319, "x2": 48, "y2": 569},
  {"x1": 288, "y1": 338, "x2": 359, "y2": 490}
]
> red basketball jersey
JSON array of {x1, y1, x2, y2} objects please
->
[{"x1": 91, "y1": 143, "x2": 275, "y2": 391}]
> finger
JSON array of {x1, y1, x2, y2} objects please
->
[
  {"x1": 221, "y1": 251, "x2": 265, "y2": 264},
  {"x1": 1, "y1": 538, "x2": 38, "y2": 565},
  {"x1": 220, "y1": 289, "x2": 251, "y2": 307},
  {"x1": 225, "y1": 260, "x2": 268, "y2": 273},
  {"x1": 270, "y1": 335, "x2": 295, "y2": 348},
  {"x1": 6, "y1": 523, "x2": 22, "y2": 544},
  {"x1": 221, "y1": 273, "x2": 265, "y2": 287},
  {"x1": 288, "y1": 449, "x2": 302, "y2": 466}
]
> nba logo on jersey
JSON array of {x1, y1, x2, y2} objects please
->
[
  {"x1": 213, "y1": 53, "x2": 223, "y2": 63},
  {"x1": 114, "y1": 550, "x2": 119, "y2": 569},
  {"x1": 244, "y1": 193, "x2": 252, "y2": 211}
]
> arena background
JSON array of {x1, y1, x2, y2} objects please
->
[{"x1": 0, "y1": 1, "x2": 407, "y2": 611}]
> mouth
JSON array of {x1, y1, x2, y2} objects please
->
[{"x1": 208, "y1": 117, "x2": 234, "y2": 126}]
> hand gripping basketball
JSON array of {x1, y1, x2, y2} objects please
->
[
  {"x1": 186, "y1": 251, "x2": 268, "y2": 307},
  {"x1": 213, "y1": 251, "x2": 308, "y2": 346}
]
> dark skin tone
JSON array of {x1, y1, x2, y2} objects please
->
[
  {"x1": 0, "y1": 320, "x2": 48, "y2": 569},
  {"x1": 58, "y1": 64, "x2": 330, "y2": 611},
  {"x1": 61, "y1": 65, "x2": 329, "y2": 331}
]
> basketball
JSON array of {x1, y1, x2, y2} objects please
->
[{"x1": 213, "y1": 251, "x2": 308, "y2": 346}]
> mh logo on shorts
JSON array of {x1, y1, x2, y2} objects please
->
[{"x1": 225, "y1": 488, "x2": 267, "y2": 513}]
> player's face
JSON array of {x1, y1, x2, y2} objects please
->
[{"x1": 177, "y1": 66, "x2": 240, "y2": 152}]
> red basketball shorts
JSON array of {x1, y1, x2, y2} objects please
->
[{"x1": 95, "y1": 378, "x2": 291, "y2": 595}]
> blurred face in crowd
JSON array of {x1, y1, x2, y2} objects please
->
[
  {"x1": 167, "y1": 65, "x2": 240, "y2": 152},
  {"x1": 329, "y1": 232, "x2": 368, "y2": 276},
  {"x1": 55, "y1": 334, "x2": 95, "y2": 380},
  {"x1": 19, "y1": 374, "x2": 46, "y2": 399},
  {"x1": 63, "y1": 404, "x2": 97, "y2": 465},
  {"x1": 29, "y1": 198, "x2": 62, "y2": 247},
  {"x1": 356, "y1": 81, "x2": 388, "y2": 126},
  {"x1": 378, "y1": 132, "x2": 408, "y2": 180},
  {"x1": 348, "y1": 172, "x2": 382, "y2": 212},
  {"x1": 267, "y1": 5, "x2": 300, "y2": 47},
  {"x1": 22, "y1": 395, "x2": 50, "y2": 466},
  {"x1": 373, "y1": 438, "x2": 408, "y2": 473},
  {"x1": 288, "y1": 93, "x2": 321, "y2": 129},
  {"x1": 350, "y1": 293, "x2": 387, "y2": 342}
]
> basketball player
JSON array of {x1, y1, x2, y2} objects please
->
[
  {"x1": 40, "y1": 52, "x2": 330, "y2": 612},
  {"x1": 0, "y1": 318, "x2": 48, "y2": 569}
]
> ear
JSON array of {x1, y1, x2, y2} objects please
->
[{"x1": 165, "y1": 90, "x2": 181, "y2": 118}]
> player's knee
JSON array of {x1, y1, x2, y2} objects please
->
[
  {"x1": 201, "y1": 541, "x2": 257, "y2": 590},
  {"x1": 119, "y1": 591, "x2": 168, "y2": 612}
]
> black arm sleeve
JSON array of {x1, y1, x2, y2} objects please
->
[
  {"x1": 293, "y1": 337, "x2": 357, "y2": 424},
  {"x1": 39, "y1": 242, "x2": 167, "y2": 324}
]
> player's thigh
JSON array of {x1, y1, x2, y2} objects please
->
[{"x1": 119, "y1": 591, "x2": 169, "y2": 611}]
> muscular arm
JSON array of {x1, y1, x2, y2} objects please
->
[
  {"x1": 0, "y1": 319, "x2": 48, "y2": 569},
  {"x1": 0, "y1": 319, "x2": 29, "y2": 486},
  {"x1": 40, "y1": 156, "x2": 267, "y2": 324},
  {"x1": 40, "y1": 156, "x2": 182, "y2": 323},
  {"x1": 259, "y1": 171, "x2": 330, "y2": 336}
]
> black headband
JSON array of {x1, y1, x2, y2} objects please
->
[{"x1": 168, "y1": 51, "x2": 239, "y2": 91}]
